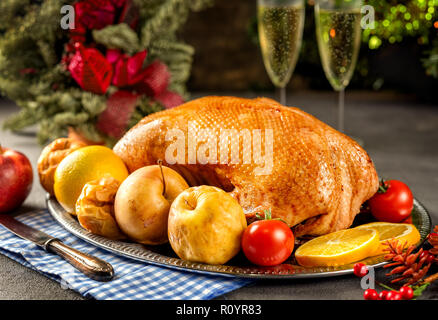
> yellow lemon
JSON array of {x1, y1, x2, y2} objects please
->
[
  {"x1": 355, "y1": 222, "x2": 421, "y2": 255},
  {"x1": 295, "y1": 228, "x2": 380, "y2": 267},
  {"x1": 54, "y1": 146, "x2": 129, "y2": 214}
]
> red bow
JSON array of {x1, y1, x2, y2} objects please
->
[
  {"x1": 74, "y1": 0, "x2": 120, "y2": 31},
  {"x1": 94, "y1": 50, "x2": 184, "y2": 138},
  {"x1": 107, "y1": 49, "x2": 166, "y2": 95},
  {"x1": 96, "y1": 90, "x2": 139, "y2": 139},
  {"x1": 106, "y1": 49, "x2": 183, "y2": 108},
  {"x1": 71, "y1": 0, "x2": 136, "y2": 41},
  {"x1": 66, "y1": 0, "x2": 184, "y2": 139},
  {"x1": 68, "y1": 43, "x2": 113, "y2": 95}
]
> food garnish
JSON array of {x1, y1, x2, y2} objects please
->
[
  {"x1": 37, "y1": 138, "x2": 86, "y2": 195},
  {"x1": 356, "y1": 222, "x2": 420, "y2": 255},
  {"x1": 54, "y1": 145, "x2": 128, "y2": 213},
  {"x1": 363, "y1": 288, "x2": 379, "y2": 300},
  {"x1": 295, "y1": 228, "x2": 380, "y2": 267},
  {"x1": 353, "y1": 262, "x2": 368, "y2": 277},
  {"x1": 76, "y1": 175, "x2": 125, "y2": 240},
  {"x1": 369, "y1": 179, "x2": 414, "y2": 223},
  {"x1": 383, "y1": 239, "x2": 433, "y2": 286},
  {"x1": 241, "y1": 209, "x2": 294, "y2": 267},
  {"x1": 114, "y1": 164, "x2": 189, "y2": 245},
  {"x1": 168, "y1": 186, "x2": 247, "y2": 265}
]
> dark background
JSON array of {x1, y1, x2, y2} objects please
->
[{"x1": 179, "y1": 0, "x2": 438, "y2": 102}]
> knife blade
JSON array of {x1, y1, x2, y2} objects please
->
[{"x1": 0, "y1": 214, "x2": 114, "y2": 282}]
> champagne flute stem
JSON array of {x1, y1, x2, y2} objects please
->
[
  {"x1": 338, "y1": 87, "x2": 345, "y2": 133},
  {"x1": 277, "y1": 86, "x2": 287, "y2": 105}
]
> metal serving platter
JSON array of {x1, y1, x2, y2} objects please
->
[{"x1": 47, "y1": 195, "x2": 431, "y2": 279}]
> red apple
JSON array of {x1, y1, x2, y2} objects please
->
[{"x1": 0, "y1": 146, "x2": 33, "y2": 213}]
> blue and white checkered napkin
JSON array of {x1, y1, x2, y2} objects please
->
[{"x1": 0, "y1": 210, "x2": 252, "y2": 300}]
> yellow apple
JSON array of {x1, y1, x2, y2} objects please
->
[
  {"x1": 114, "y1": 165, "x2": 189, "y2": 245},
  {"x1": 168, "y1": 186, "x2": 247, "y2": 265}
]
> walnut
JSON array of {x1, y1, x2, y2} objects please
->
[
  {"x1": 37, "y1": 138, "x2": 87, "y2": 195},
  {"x1": 75, "y1": 176, "x2": 125, "y2": 240}
]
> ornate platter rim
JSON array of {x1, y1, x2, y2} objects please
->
[{"x1": 46, "y1": 195, "x2": 432, "y2": 279}]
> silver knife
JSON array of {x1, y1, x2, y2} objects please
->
[{"x1": 0, "y1": 214, "x2": 114, "y2": 282}]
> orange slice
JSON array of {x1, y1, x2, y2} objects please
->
[
  {"x1": 295, "y1": 228, "x2": 380, "y2": 267},
  {"x1": 355, "y1": 222, "x2": 421, "y2": 255}
]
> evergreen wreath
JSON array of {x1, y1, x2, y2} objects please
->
[{"x1": 0, "y1": 0, "x2": 212, "y2": 145}]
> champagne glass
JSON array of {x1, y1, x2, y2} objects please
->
[
  {"x1": 257, "y1": 0, "x2": 305, "y2": 105},
  {"x1": 315, "y1": 0, "x2": 362, "y2": 133}
]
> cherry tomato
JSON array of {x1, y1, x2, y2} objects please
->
[
  {"x1": 363, "y1": 289, "x2": 379, "y2": 300},
  {"x1": 369, "y1": 180, "x2": 414, "y2": 223},
  {"x1": 241, "y1": 219, "x2": 294, "y2": 266},
  {"x1": 399, "y1": 286, "x2": 414, "y2": 300}
]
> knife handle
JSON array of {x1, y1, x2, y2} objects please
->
[{"x1": 47, "y1": 240, "x2": 114, "y2": 282}]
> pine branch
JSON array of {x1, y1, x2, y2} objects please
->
[
  {"x1": 0, "y1": 0, "x2": 210, "y2": 145},
  {"x1": 0, "y1": 0, "x2": 32, "y2": 30},
  {"x1": 92, "y1": 23, "x2": 140, "y2": 54},
  {"x1": 140, "y1": 0, "x2": 189, "y2": 48}
]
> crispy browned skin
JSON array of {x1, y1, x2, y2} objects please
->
[{"x1": 113, "y1": 96, "x2": 379, "y2": 236}]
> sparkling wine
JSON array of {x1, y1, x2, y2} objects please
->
[
  {"x1": 315, "y1": 8, "x2": 361, "y2": 91},
  {"x1": 258, "y1": 1, "x2": 305, "y2": 88}
]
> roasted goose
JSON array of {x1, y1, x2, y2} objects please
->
[{"x1": 113, "y1": 96, "x2": 379, "y2": 236}]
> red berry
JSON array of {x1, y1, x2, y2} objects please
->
[
  {"x1": 386, "y1": 291, "x2": 403, "y2": 300},
  {"x1": 354, "y1": 263, "x2": 368, "y2": 277},
  {"x1": 426, "y1": 254, "x2": 435, "y2": 264},
  {"x1": 399, "y1": 286, "x2": 414, "y2": 300},
  {"x1": 379, "y1": 290, "x2": 389, "y2": 300},
  {"x1": 363, "y1": 289, "x2": 379, "y2": 300},
  {"x1": 393, "y1": 293, "x2": 403, "y2": 300},
  {"x1": 420, "y1": 250, "x2": 430, "y2": 260}
]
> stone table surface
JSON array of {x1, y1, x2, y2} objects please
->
[{"x1": 0, "y1": 91, "x2": 437, "y2": 300}]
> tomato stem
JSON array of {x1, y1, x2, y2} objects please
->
[
  {"x1": 377, "y1": 178, "x2": 389, "y2": 194},
  {"x1": 255, "y1": 209, "x2": 290, "y2": 226},
  {"x1": 256, "y1": 209, "x2": 273, "y2": 220}
]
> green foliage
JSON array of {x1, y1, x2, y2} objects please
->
[
  {"x1": 92, "y1": 23, "x2": 141, "y2": 54},
  {"x1": 412, "y1": 282, "x2": 430, "y2": 299},
  {"x1": 353, "y1": 0, "x2": 438, "y2": 85},
  {"x1": 363, "y1": 0, "x2": 437, "y2": 49},
  {"x1": 0, "y1": 0, "x2": 212, "y2": 144}
]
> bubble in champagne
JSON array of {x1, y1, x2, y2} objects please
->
[
  {"x1": 258, "y1": 1, "x2": 305, "y2": 88},
  {"x1": 315, "y1": 8, "x2": 362, "y2": 91}
]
